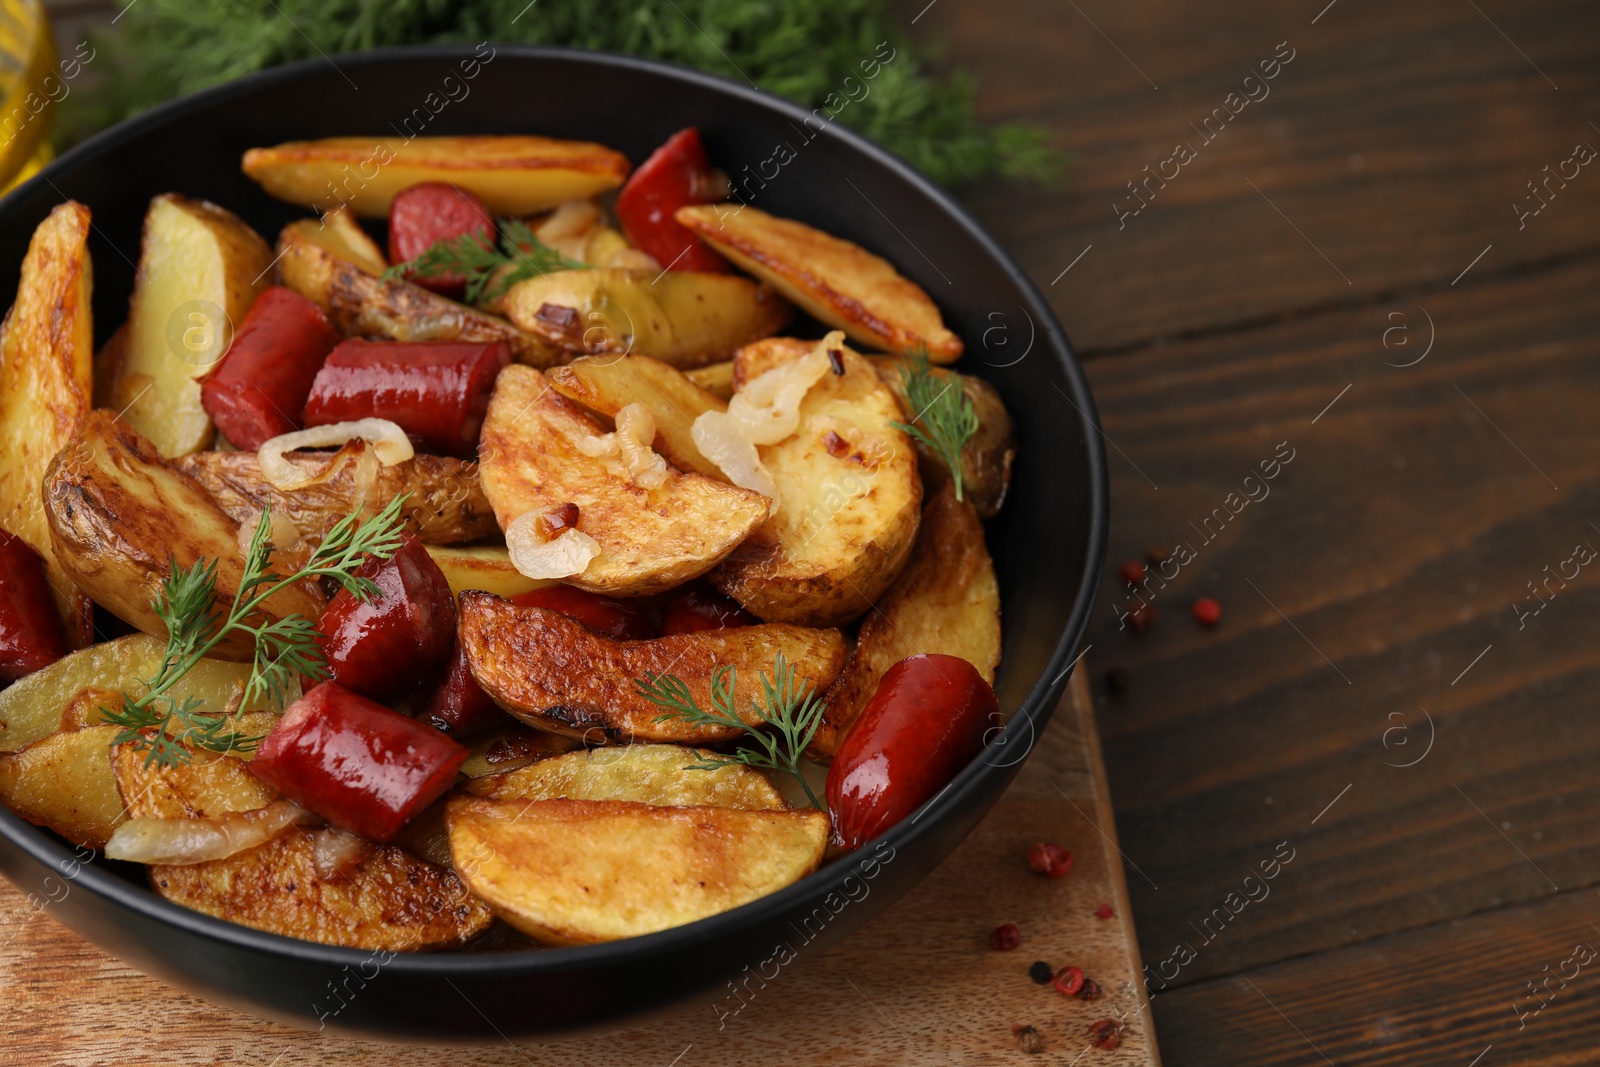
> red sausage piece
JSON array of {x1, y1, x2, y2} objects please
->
[
  {"x1": 826, "y1": 654, "x2": 1000, "y2": 849},
  {"x1": 660, "y1": 582, "x2": 758, "y2": 635},
  {"x1": 415, "y1": 638, "x2": 507, "y2": 737},
  {"x1": 615, "y1": 127, "x2": 730, "y2": 273},
  {"x1": 200, "y1": 287, "x2": 340, "y2": 450},
  {"x1": 0, "y1": 530, "x2": 68, "y2": 681},
  {"x1": 302, "y1": 339, "x2": 510, "y2": 457},
  {"x1": 510, "y1": 586, "x2": 654, "y2": 641},
  {"x1": 251, "y1": 681, "x2": 468, "y2": 841},
  {"x1": 388, "y1": 182, "x2": 496, "y2": 297},
  {"x1": 315, "y1": 533, "x2": 456, "y2": 703}
]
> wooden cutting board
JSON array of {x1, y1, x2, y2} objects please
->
[{"x1": 0, "y1": 667, "x2": 1159, "y2": 1066}]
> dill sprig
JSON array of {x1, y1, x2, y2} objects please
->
[
  {"x1": 890, "y1": 349, "x2": 980, "y2": 501},
  {"x1": 381, "y1": 217, "x2": 590, "y2": 305},
  {"x1": 636, "y1": 652, "x2": 826, "y2": 809},
  {"x1": 103, "y1": 495, "x2": 410, "y2": 768}
]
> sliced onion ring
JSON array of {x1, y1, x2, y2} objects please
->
[
  {"x1": 693, "y1": 411, "x2": 778, "y2": 504},
  {"x1": 506, "y1": 513, "x2": 602, "y2": 579},
  {"x1": 258, "y1": 419, "x2": 414, "y2": 491},
  {"x1": 310, "y1": 827, "x2": 376, "y2": 880},
  {"x1": 104, "y1": 799, "x2": 319, "y2": 865}
]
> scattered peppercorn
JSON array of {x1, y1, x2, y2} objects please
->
[
  {"x1": 1028, "y1": 960, "x2": 1054, "y2": 984},
  {"x1": 1105, "y1": 668, "x2": 1129, "y2": 696},
  {"x1": 1118, "y1": 560, "x2": 1146, "y2": 585},
  {"x1": 1012, "y1": 1024, "x2": 1044, "y2": 1053},
  {"x1": 1095, "y1": 902, "x2": 1115, "y2": 920},
  {"x1": 990, "y1": 922, "x2": 1021, "y2": 951},
  {"x1": 1026, "y1": 842, "x2": 1073, "y2": 878},
  {"x1": 1193, "y1": 597, "x2": 1222, "y2": 626},
  {"x1": 1146, "y1": 546, "x2": 1170, "y2": 566},
  {"x1": 1088, "y1": 1019, "x2": 1123, "y2": 1050},
  {"x1": 1077, "y1": 977, "x2": 1102, "y2": 1001},
  {"x1": 1052, "y1": 965, "x2": 1084, "y2": 997},
  {"x1": 1128, "y1": 601, "x2": 1158, "y2": 634}
]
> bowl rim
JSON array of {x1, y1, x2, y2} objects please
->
[{"x1": 0, "y1": 42, "x2": 1109, "y2": 977}]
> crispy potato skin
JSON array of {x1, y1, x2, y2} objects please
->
[
  {"x1": 276, "y1": 220, "x2": 563, "y2": 367},
  {"x1": 810, "y1": 481, "x2": 1002, "y2": 760},
  {"x1": 500, "y1": 268, "x2": 792, "y2": 368},
  {"x1": 446, "y1": 796, "x2": 828, "y2": 945},
  {"x1": 150, "y1": 827, "x2": 494, "y2": 952},
  {"x1": 243, "y1": 136, "x2": 630, "y2": 217},
  {"x1": 0, "y1": 725, "x2": 125, "y2": 848},
  {"x1": 178, "y1": 441, "x2": 497, "y2": 547},
  {"x1": 677, "y1": 204, "x2": 962, "y2": 362},
  {"x1": 479, "y1": 365, "x2": 768, "y2": 596},
  {"x1": 43, "y1": 410, "x2": 324, "y2": 661},
  {"x1": 466, "y1": 744, "x2": 787, "y2": 810},
  {"x1": 547, "y1": 354, "x2": 727, "y2": 479},
  {"x1": 0, "y1": 201, "x2": 95, "y2": 646},
  {"x1": 711, "y1": 342, "x2": 922, "y2": 628},
  {"x1": 458, "y1": 592, "x2": 846, "y2": 744}
]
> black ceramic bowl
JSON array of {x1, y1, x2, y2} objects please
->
[{"x1": 0, "y1": 46, "x2": 1106, "y2": 1042}]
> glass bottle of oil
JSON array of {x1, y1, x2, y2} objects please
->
[{"x1": 0, "y1": 0, "x2": 56, "y2": 196}]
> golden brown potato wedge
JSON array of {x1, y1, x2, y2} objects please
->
[
  {"x1": 315, "y1": 205, "x2": 388, "y2": 275},
  {"x1": 466, "y1": 744, "x2": 787, "y2": 810},
  {"x1": 710, "y1": 341, "x2": 922, "y2": 627},
  {"x1": 0, "y1": 633, "x2": 293, "y2": 752},
  {"x1": 0, "y1": 725, "x2": 124, "y2": 848},
  {"x1": 869, "y1": 355, "x2": 1015, "y2": 519},
  {"x1": 113, "y1": 742, "x2": 277, "y2": 819},
  {"x1": 110, "y1": 195, "x2": 273, "y2": 458},
  {"x1": 0, "y1": 201, "x2": 95, "y2": 645},
  {"x1": 243, "y1": 135, "x2": 631, "y2": 217},
  {"x1": 276, "y1": 218, "x2": 562, "y2": 367},
  {"x1": 810, "y1": 482, "x2": 1002, "y2": 759},
  {"x1": 677, "y1": 204, "x2": 962, "y2": 362},
  {"x1": 57, "y1": 686, "x2": 125, "y2": 732},
  {"x1": 500, "y1": 268, "x2": 792, "y2": 368},
  {"x1": 459, "y1": 592, "x2": 846, "y2": 744},
  {"x1": 178, "y1": 440, "x2": 497, "y2": 547},
  {"x1": 92, "y1": 323, "x2": 127, "y2": 409},
  {"x1": 459, "y1": 722, "x2": 579, "y2": 778},
  {"x1": 424, "y1": 544, "x2": 552, "y2": 601},
  {"x1": 150, "y1": 827, "x2": 493, "y2": 951},
  {"x1": 446, "y1": 796, "x2": 827, "y2": 945},
  {"x1": 546, "y1": 354, "x2": 727, "y2": 479},
  {"x1": 43, "y1": 411, "x2": 325, "y2": 661},
  {"x1": 478, "y1": 365, "x2": 768, "y2": 596},
  {"x1": 685, "y1": 360, "x2": 735, "y2": 401}
]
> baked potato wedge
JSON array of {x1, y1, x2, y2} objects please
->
[
  {"x1": 869, "y1": 355, "x2": 1015, "y2": 518},
  {"x1": 0, "y1": 633, "x2": 295, "y2": 752},
  {"x1": 466, "y1": 744, "x2": 787, "y2": 810},
  {"x1": 314, "y1": 204, "x2": 388, "y2": 275},
  {"x1": 178, "y1": 441, "x2": 497, "y2": 548},
  {"x1": 478, "y1": 365, "x2": 768, "y2": 596},
  {"x1": 243, "y1": 135, "x2": 631, "y2": 217},
  {"x1": 810, "y1": 481, "x2": 1002, "y2": 759},
  {"x1": 546, "y1": 354, "x2": 727, "y2": 479},
  {"x1": 685, "y1": 360, "x2": 735, "y2": 401},
  {"x1": 446, "y1": 796, "x2": 827, "y2": 945},
  {"x1": 113, "y1": 742, "x2": 277, "y2": 819},
  {"x1": 424, "y1": 544, "x2": 552, "y2": 600},
  {"x1": 459, "y1": 592, "x2": 847, "y2": 744},
  {"x1": 500, "y1": 268, "x2": 791, "y2": 368},
  {"x1": 276, "y1": 218, "x2": 562, "y2": 367},
  {"x1": 149, "y1": 827, "x2": 493, "y2": 951},
  {"x1": 0, "y1": 725, "x2": 124, "y2": 848},
  {"x1": 710, "y1": 340, "x2": 922, "y2": 627},
  {"x1": 109, "y1": 194, "x2": 273, "y2": 458},
  {"x1": 677, "y1": 204, "x2": 962, "y2": 362},
  {"x1": 43, "y1": 411, "x2": 325, "y2": 661},
  {"x1": 0, "y1": 201, "x2": 95, "y2": 645}
]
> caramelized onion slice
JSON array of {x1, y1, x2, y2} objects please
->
[
  {"x1": 258, "y1": 419, "x2": 414, "y2": 491},
  {"x1": 104, "y1": 799, "x2": 319, "y2": 865},
  {"x1": 506, "y1": 514, "x2": 602, "y2": 579}
]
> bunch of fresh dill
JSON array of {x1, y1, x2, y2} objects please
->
[{"x1": 73, "y1": 0, "x2": 1062, "y2": 188}]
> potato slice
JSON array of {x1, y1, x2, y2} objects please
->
[
  {"x1": 500, "y1": 268, "x2": 792, "y2": 368},
  {"x1": 710, "y1": 341, "x2": 922, "y2": 627},
  {"x1": 150, "y1": 827, "x2": 493, "y2": 951},
  {"x1": 113, "y1": 742, "x2": 277, "y2": 820},
  {"x1": 315, "y1": 205, "x2": 388, "y2": 275},
  {"x1": 43, "y1": 411, "x2": 325, "y2": 661},
  {"x1": 459, "y1": 591, "x2": 846, "y2": 744},
  {"x1": 459, "y1": 721, "x2": 579, "y2": 778},
  {"x1": 869, "y1": 355, "x2": 1015, "y2": 519},
  {"x1": 243, "y1": 135, "x2": 631, "y2": 217},
  {"x1": 0, "y1": 633, "x2": 294, "y2": 753},
  {"x1": 109, "y1": 195, "x2": 272, "y2": 458},
  {"x1": 0, "y1": 201, "x2": 95, "y2": 645},
  {"x1": 466, "y1": 744, "x2": 786, "y2": 810},
  {"x1": 446, "y1": 796, "x2": 827, "y2": 945},
  {"x1": 178, "y1": 441, "x2": 497, "y2": 548},
  {"x1": 677, "y1": 204, "x2": 962, "y2": 362},
  {"x1": 0, "y1": 725, "x2": 124, "y2": 848},
  {"x1": 685, "y1": 360, "x2": 734, "y2": 401},
  {"x1": 57, "y1": 686, "x2": 126, "y2": 732},
  {"x1": 810, "y1": 482, "x2": 1002, "y2": 759},
  {"x1": 424, "y1": 544, "x2": 552, "y2": 601},
  {"x1": 547, "y1": 354, "x2": 727, "y2": 478},
  {"x1": 276, "y1": 218, "x2": 562, "y2": 367},
  {"x1": 478, "y1": 365, "x2": 767, "y2": 596}
]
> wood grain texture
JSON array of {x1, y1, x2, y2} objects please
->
[{"x1": 0, "y1": 671, "x2": 1159, "y2": 1067}]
